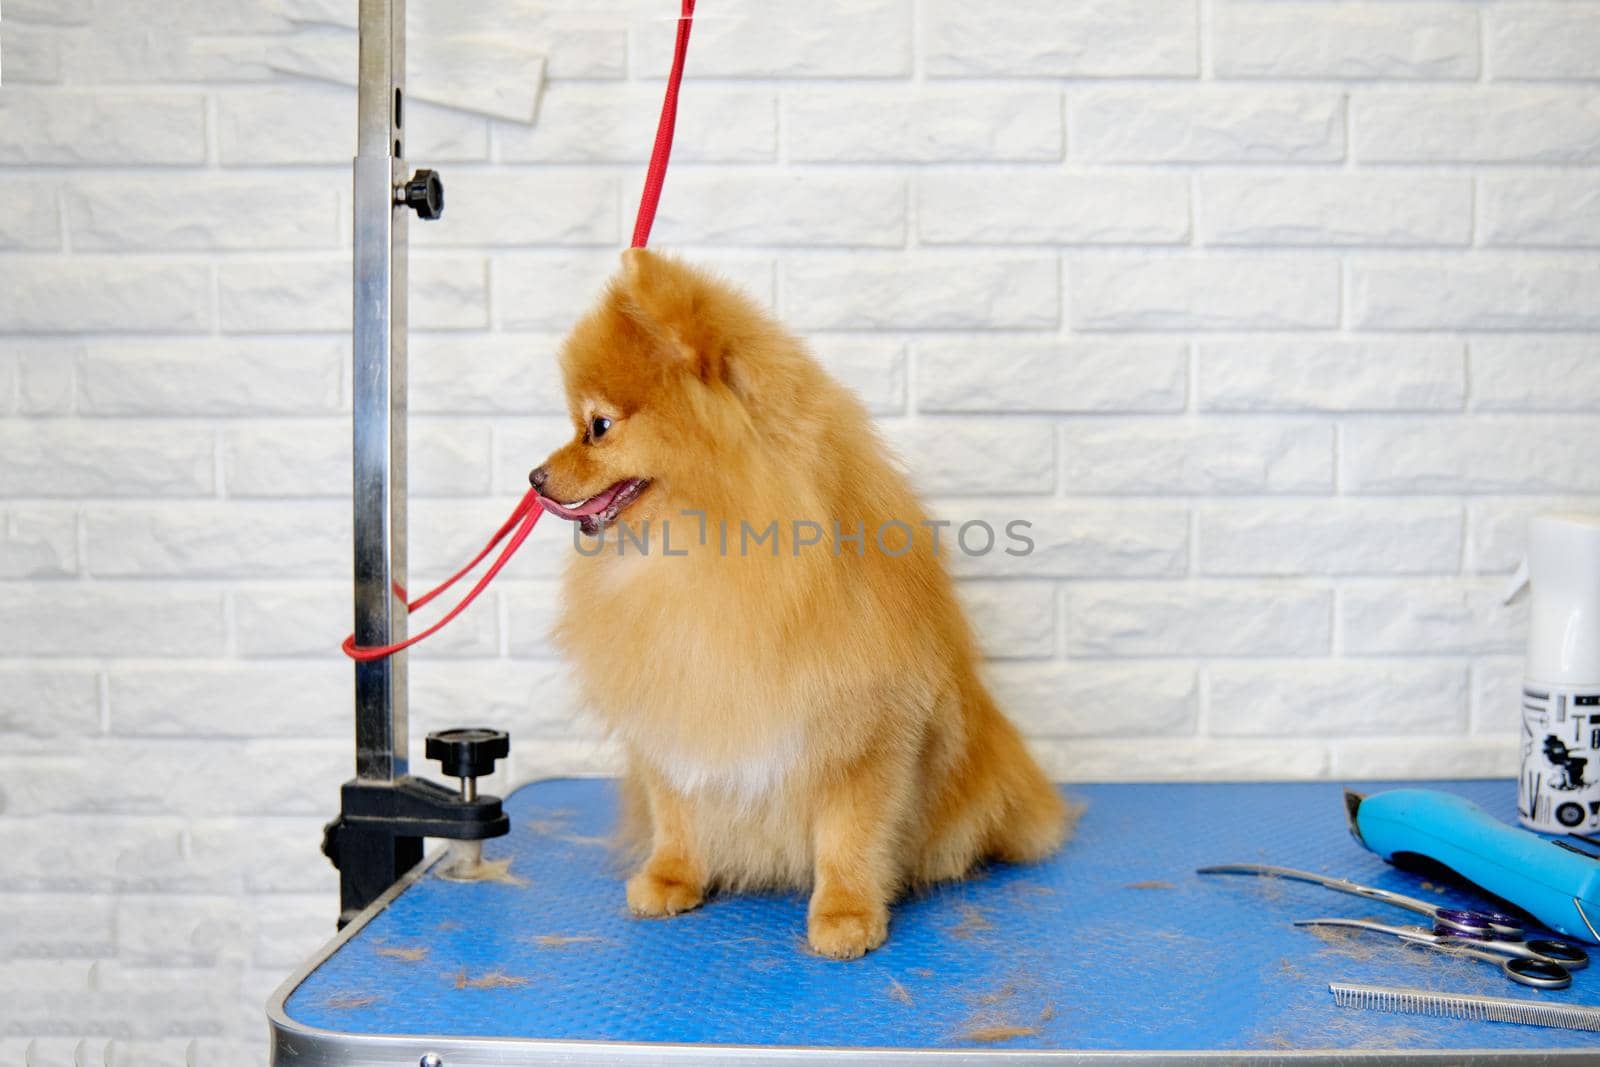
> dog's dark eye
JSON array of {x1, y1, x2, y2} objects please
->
[{"x1": 589, "y1": 416, "x2": 611, "y2": 441}]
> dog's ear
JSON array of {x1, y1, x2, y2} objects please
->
[{"x1": 616, "y1": 248, "x2": 729, "y2": 383}]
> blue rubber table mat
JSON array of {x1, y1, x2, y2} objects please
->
[{"x1": 283, "y1": 778, "x2": 1600, "y2": 1053}]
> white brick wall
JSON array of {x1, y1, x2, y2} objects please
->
[{"x1": 3, "y1": 0, "x2": 1600, "y2": 1059}]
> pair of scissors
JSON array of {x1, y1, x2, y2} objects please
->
[
  {"x1": 1197, "y1": 863, "x2": 1535, "y2": 939},
  {"x1": 1294, "y1": 918, "x2": 1578, "y2": 989}
]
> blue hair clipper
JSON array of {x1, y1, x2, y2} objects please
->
[{"x1": 1345, "y1": 788, "x2": 1600, "y2": 944}]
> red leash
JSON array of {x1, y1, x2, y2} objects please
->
[
  {"x1": 342, "y1": 488, "x2": 544, "y2": 661},
  {"x1": 343, "y1": 1, "x2": 695, "y2": 661},
  {"x1": 632, "y1": 0, "x2": 696, "y2": 248}
]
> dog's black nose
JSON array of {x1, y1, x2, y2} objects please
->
[{"x1": 528, "y1": 466, "x2": 549, "y2": 490}]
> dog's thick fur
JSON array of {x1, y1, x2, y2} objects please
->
[{"x1": 533, "y1": 249, "x2": 1067, "y2": 959}]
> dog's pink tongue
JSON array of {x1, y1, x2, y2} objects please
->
[
  {"x1": 537, "y1": 482, "x2": 623, "y2": 521},
  {"x1": 537, "y1": 495, "x2": 604, "y2": 520}
]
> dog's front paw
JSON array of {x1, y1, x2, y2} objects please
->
[
  {"x1": 807, "y1": 901, "x2": 889, "y2": 960},
  {"x1": 626, "y1": 864, "x2": 704, "y2": 918}
]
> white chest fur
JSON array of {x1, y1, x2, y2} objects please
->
[{"x1": 634, "y1": 726, "x2": 803, "y2": 805}]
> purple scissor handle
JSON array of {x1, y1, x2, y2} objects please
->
[
  {"x1": 1198, "y1": 863, "x2": 1527, "y2": 939},
  {"x1": 1435, "y1": 911, "x2": 1590, "y2": 969},
  {"x1": 1434, "y1": 905, "x2": 1525, "y2": 939}
]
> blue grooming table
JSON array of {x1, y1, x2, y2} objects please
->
[{"x1": 269, "y1": 779, "x2": 1600, "y2": 1064}]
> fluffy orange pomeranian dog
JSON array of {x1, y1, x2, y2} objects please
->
[{"x1": 529, "y1": 249, "x2": 1067, "y2": 959}]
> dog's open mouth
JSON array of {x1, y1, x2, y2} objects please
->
[{"x1": 535, "y1": 478, "x2": 651, "y2": 536}]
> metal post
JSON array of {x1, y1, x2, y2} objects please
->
[
  {"x1": 352, "y1": 0, "x2": 408, "y2": 783},
  {"x1": 327, "y1": 0, "x2": 507, "y2": 928}
]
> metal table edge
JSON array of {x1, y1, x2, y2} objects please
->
[{"x1": 266, "y1": 776, "x2": 1597, "y2": 1067}]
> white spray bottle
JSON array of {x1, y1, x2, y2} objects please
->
[{"x1": 1506, "y1": 513, "x2": 1600, "y2": 833}]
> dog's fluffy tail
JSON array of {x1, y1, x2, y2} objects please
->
[
  {"x1": 971, "y1": 682, "x2": 1071, "y2": 865},
  {"x1": 913, "y1": 669, "x2": 1071, "y2": 883}
]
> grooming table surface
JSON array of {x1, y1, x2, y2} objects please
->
[{"x1": 272, "y1": 779, "x2": 1600, "y2": 1063}]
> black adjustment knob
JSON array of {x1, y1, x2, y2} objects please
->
[
  {"x1": 425, "y1": 727, "x2": 508, "y2": 782},
  {"x1": 402, "y1": 168, "x2": 444, "y2": 220}
]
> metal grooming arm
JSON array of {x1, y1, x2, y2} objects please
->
[
  {"x1": 320, "y1": 0, "x2": 510, "y2": 929},
  {"x1": 352, "y1": 0, "x2": 411, "y2": 803}
]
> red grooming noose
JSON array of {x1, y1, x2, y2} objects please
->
[
  {"x1": 632, "y1": 0, "x2": 696, "y2": 248},
  {"x1": 343, "y1": 0, "x2": 696, "y2": 661},
  {"x1": 341, "y1": 488, "x2": 543, "y2": 662}
]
